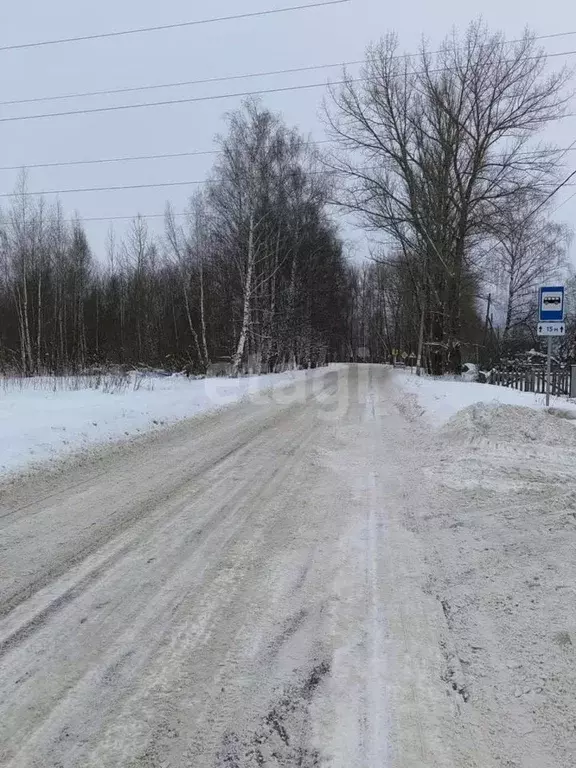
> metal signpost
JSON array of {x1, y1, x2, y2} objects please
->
[{"x1": 538, "y1": 286, "x2": 565, "y2": 406}]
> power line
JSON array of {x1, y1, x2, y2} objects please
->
[
  {"x1": 0, "y1": 180, "x2": 207, "y2": 198},
  {"x1": 3, "y1": 177, "x2": 576, "y2": 201},
  {"x1": 0, "y1": 150, "x2": 219, "y2": 172},
  {"x1": 36, "y1": 172, "x2": 576, "y2": 225},
  {"x1": 0, "y1": 0, "x2": 350, "y2": 53},
  {"x1": 0, "y1": 63, "x2": 363, "y2": 108},
  {"x1": 82, "y1": 212, "x2": 188, "y2": 223},
  {"x1": 514, "y1": 139, "x2": 576, "y2": 224},
  {"x1": 525, "y1": 168, "x2": 576, "y2": 220},
  {"x1": 78, "y1": 186, "x2": 576, "y2": 225},
  {"x1": 552, "y1": 188, "x2": 576, "y2": 213},
  {"x1": 504, "y1": 174, "x2": 576, "y2": 251},
  {"x1": 3, "y1": 30, "x2": 576, "y2": 108},
  {"x1": 42, "y1": 169, "x2": 576, "y2": 229},
  {"x1": 0, "y1": 141, "x2": 334, "y2": 172},
  {"x1": 0, "y1": 167, "x2": 339, "y2": 198},
  {"x1": 2, "y1": 142, "x2": 575, "y2": 174},
  {"x1": 2, "y1": 49, "x2": 576, "y2": 126},
  {"x1": 0, "y1": 80, "x2": 344, "y2": 124}
]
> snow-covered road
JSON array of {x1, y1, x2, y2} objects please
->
[
  {"x1": 0, "y1": 365, "x2": 471, "y2": 768},
  {"x1": 2, "y1": 365, "x2": 574, "y2": 767}
]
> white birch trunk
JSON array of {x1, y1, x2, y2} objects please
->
[
  {"x1": 199, "y1": 258, "x2": 210, "y2": 369},
  {"x1": 232, "y1": 215, "x2": 255, "y2": 376}
]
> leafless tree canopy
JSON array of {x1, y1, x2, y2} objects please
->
[{"x1": 326, "y1": 21, "x2": 572, "y2": 372}]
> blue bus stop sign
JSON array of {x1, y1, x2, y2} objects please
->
[{"x1": 539, "y1": 286, "x2": 565, "y2": 322}]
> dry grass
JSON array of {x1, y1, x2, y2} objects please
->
[{"x1": 0, "y1": 372, "x2": 155, "y2": 395}]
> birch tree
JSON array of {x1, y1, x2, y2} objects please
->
[
  {"x1": 488, "y1": 199, "x2": 570, "y2": 345},
  {"x1": 164, "y1": 200, "x2": 207, "y2": 371}
]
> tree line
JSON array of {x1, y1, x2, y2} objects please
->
[
  {"x1": 0, "y1": 21, "x2": 572, "y2": 377},
  {"x1": 0, "y1": 101, "x2": 351, "y2": 375}
]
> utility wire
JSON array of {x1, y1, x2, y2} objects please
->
[
  {"x1": 0, "y1": 180, "x2": 207, "y2": 198},
  {"x1": 0, "y1": 62, "x2": 363, "y2": 108},
  {"x1": 552, "y1": 188, "x2": 576, "y2": 213},
  {"x1": 0, "y1": 41, "x2": 576, "y2": 107},
  {"x1": 0, "y1": 141, "x2": 334, "y2": 172},
  {"x1": 498, "y1": 170, "x2": 576, "y2": 257},
  {"x1": 2, "y1": 49, "x2": 576, "y2": 125},
  {"x1": 515, "y1": 140, "x2": 576, "y2": 223},
  {"x1": 3, "y1": 29, "x2": 576, "y2": 107},
  {"x1": 52, "y1": 148, "x2": 576, "y2": 226},
  {"x1": 76, "y1": 186, "x2": 576, "y2": 225},
  {"x1": 0, "y1": 167, "x2": 340, "y2": 198},
  {"x1": 2, "y1": 142, "x2": 574, "y2": 174},
  {"x1": 0, "y1": 150, "x2": 219, "y2": 172},
  {"x1": 82, "y1": 212, "x2": 188, "y2": 223},
  {"x1": 80, "y1": 188, "x2": 576, "y2": 225},
  {"x1": 523, "y1": 168, "x2": 576, "y2": 220},
  {"x1": 0, "y1": 0, "x2": 351, "y2": 53},
  {"x1": 0, "y1": 80, "x2": 346, "y2": 123},
  {"x1": 3, "y1": 176, "x2": 576, "y2": 201}
]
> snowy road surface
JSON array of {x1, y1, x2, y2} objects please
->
[
  {"x1": 1, "y1": 365, "x2": 574, "y2": 767},
  {"x1": 0, "y1": 367, "x2": 342, "y2": 478}
]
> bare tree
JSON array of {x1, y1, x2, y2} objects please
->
[
  {"x1": 208, "y1": 99, "x2": 345, "y2": 373},
  {"x1": 326, "y1": 20, "x2": 571, "y2": 371},
  {"x1": 164, "y1": 200, "x2": 207, "y2": 371},
  {"x1": 487, "y1": 197, "x2": 570, "y2": 344}
]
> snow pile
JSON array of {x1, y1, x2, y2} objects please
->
[
  {"x1": 441, "y1": 401, "x2": 576, "y2": 446},
  {"x1": 422, "y1": 406, "x2": 576, "y2": 765},
  {"x1": 0, "y1": 367, "x2": 341, "y2": 478},
  {"x1": 395, "y1": 370, "x2": 576, "y2": 427}
]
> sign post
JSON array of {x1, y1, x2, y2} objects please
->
[
  {"x1": 546, "y1": 336, "x2": 552, "y2": 407},
  {"x1": 538, "y1": 286, "x2": 566, "y2": 406}
]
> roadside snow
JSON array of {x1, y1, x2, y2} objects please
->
[
  {"x1": 419, "y1": 399, "x2": 576, "y2": 767},
  {"x1": 395, "y1": 370, "x2": 576, "y2": 427},
  {"x1": 0, "y1": 367, "x2": 341, "y2": 478},
  {"x1": 392, "y1": 366, "x2": 576, "y2": 765}
]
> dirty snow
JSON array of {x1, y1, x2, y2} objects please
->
[
  {"x1": 0, "y1": 365, "x2": 451, "y2": 768},
  {"x1": 395, "y1": 370, "x2": 576, "y2": 427},
  {"x1": 413, "y1": 400, "x2": 576, "y2": 768},
  {"x1": 0, "y1": 367, "x2": 342, "y2": 479},
  {"x1": 391, "y1": 368, "x2": 576, "y2": 767},
  {"x1": 3, "y1": 364, "x2": 576, "y2": 766}
]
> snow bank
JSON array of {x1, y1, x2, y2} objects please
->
[
  {"x1": 442, "y1": 401, "x2": 576, "y2": 446},
  {"x1": 0, "y1": 367, "x2": 341, "y2": 478},
  {"x1": 395, "y1": 370, "x2": 576, "y2": 427}
]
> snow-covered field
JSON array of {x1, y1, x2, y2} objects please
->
[
  {"x1": 395, "y1": 369, "x2": 576, "y2": 426},
  {"x1": 0, "y1": 367, "x2": 341, "y2": 479}
]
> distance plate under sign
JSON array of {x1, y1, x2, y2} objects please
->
[{"x1": 537, "y1": 322, "x2": 565, "y2": 336}]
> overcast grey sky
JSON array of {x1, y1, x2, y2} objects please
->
[{"x1": 3, "y1": 0, "x2": 576, "y2": 260}]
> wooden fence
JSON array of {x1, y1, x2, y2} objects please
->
[{"x1": 490, "y1": 367, "x2": 571, "y2": 396}]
